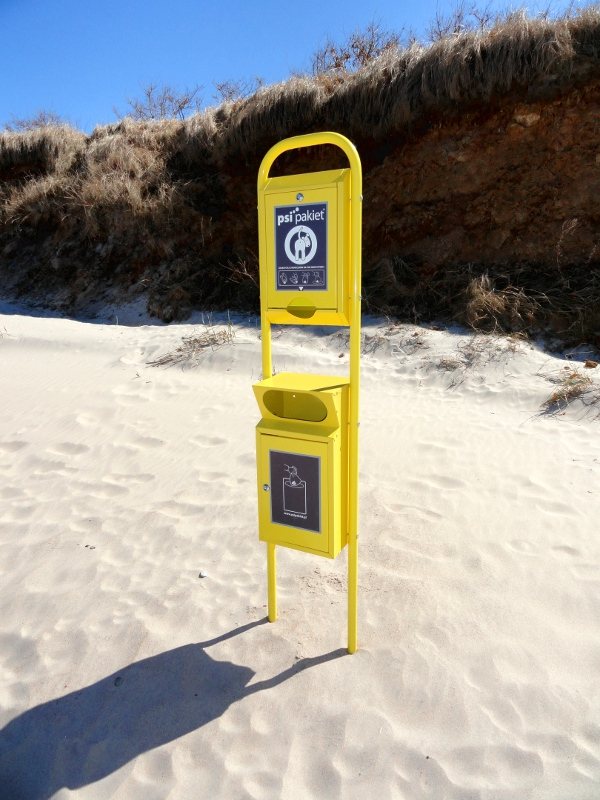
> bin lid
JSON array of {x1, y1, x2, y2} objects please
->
[{"x1": 257, "y1": 372, "x2": 350, "y2": 393}]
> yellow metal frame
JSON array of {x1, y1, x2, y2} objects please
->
[{"x1": 257, "y1": 132, "x2": 362, "y2": 654}]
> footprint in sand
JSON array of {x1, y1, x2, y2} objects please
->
[
  {"x1": 5, "y1": 504, "x2": 35, "y2": 521},
  {"x1": 75, "y1": 409, "x2": 113, "y2": 428},
  {"x1": 94, "y1": 482, "x2": 129, "y2": 499},
  {"x1": 112, "y1": 388, "x2": 150, "y2": 406},
  {"x1": 70, "y1": 516, "x2": 103, "y2": 534},
  {"x1": 385, "y1": 503, "x2": 443, "y2": 521},
  {"x1": 192, "y1": 435, "x2": 226, "y2": 447},
  {"x1": 27, "y1": 456, "x2": 67, "y2": 474},
  {"x1": 572, "y1": 564, "x2": 600, "y2": 582},
  {"x1": 0, "y1": 486, "x2": 26, "y2": 500},
  {"x1": 197, "y1": 471, "x2": 229, "y2": 483},
  {"x1": 407, "y1": 474, "x2": 465, "y2": 492},
  {"x1": 424, "y1": 474, "x2": 465, "y2": 490},
  {"x1": 118, "y1": 349, "x2": 147, "y2": 366},
  {"x1": 75, "y1": 480, "x2": 129, "y2": 499},
  {"x1": 534, "y1": 499, "x2": 575, "y2": 516},
  {"x1": 551, "y1": 545, "x2": 580, "y2": 557},
  {"x1": 416, "y1": 440, "x2": 448, "y2": 454},
  {"x1": 508, "y1": 539, "x2": 538, "y2": 554},
  {"x1": 133, "y1": 436, "x2": 164, "y2": 449},
  {"x1": 448, "y1": 744, "x2": 543, "y2": 788},
  {"x1": 0, "y1": 441, "x2": 27, "y2": 453},
  {"x1": 157, "y1": 500, "x2": 205, "y2": 517},
  {"x1": 192, "y1": 408, "x2": 221, "y2": 423},
  {"x1": 109, "y1": 472, "x2": 155, "y2": 484},
  {"x1": 0, "y1": 521, "x2": 29, "y2": 539},
  {"x1": 48, "y1": 442, "x2": 90, "y2": 456}
]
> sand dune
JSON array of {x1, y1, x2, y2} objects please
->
[{"x1": 0, "y1": 303, "x2": 599, "y2": 799}]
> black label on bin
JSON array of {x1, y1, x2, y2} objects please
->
[
  {"x1": 274, "y1": 202, "x2": 327, "y2": 291},
  {"x1": 269, "y1": 450, "x2": 321, "y2": 533}
]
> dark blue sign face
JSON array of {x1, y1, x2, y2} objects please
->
[
  {"x1": 269, "y1": 449, "x2": 321, "y2": 533},
  {"x1": 274, "y1": 202, "x2": 327, "y2": 291}
]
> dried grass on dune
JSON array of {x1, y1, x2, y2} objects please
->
[{"x1": 1, "y1": 8, "x2": 600, "y2": 336}]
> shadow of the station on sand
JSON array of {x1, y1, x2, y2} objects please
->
[{"x1": 0, "y1": 619, "x2": 346, "y2": 800}]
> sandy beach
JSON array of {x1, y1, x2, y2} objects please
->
[{"x1": 0, "y1": 302, "x2": 599, "y2": 800}]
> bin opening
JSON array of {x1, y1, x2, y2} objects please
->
[
  {"x1": 263, "y1": 389, "x2": 328, "y2": 422},
  {"x1": 286, "y1": 304, "x2": 316, "y2": 319}
]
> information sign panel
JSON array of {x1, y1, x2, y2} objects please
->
[
  {"x1": 274, "y1": 202, "x2": 327, "y2": 291},
  {"x1": 269, "y1": 449, "x2": 321, "y2": 533}
]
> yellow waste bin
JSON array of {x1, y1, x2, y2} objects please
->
[{"x1": 254, "y1": 372, "x2": 349, "y2": 558}]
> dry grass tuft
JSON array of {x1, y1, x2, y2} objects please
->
[
  {"x1": 4, "y1": 174, "x2": 71, "y2": 226},
  {"x1": 390, "y1": 327, "x2": 431, "y2": 356},
  {"x1": 215, "y1": 76, "x2": 327, "y2": 161},
  {"x1": 438, "y1": 356, "x2": 463, "y2": 371},
  {"x1": 88, "y1": 117, "x2": 185, "y2": 151},
  {"x1": 541, "y1": 366, "x2": 597, "y2": 413},
  {"x1": 465, "y1": 273, "x2": 543, "y2": 333},
  {"x1": 147, "y1": 320, "x2": 235, "y2": 368},
  {"x1": 335, "y1": 327, "x2": 394, "y2": 355},
  {"x1": 71, "y1": 139, "x2": 177, "y2": 239},
  {"x1": 175, "y1": 111, "x2": 219, "y2": 169},
  {"x1": 0, "y1": 125, "x2": 85, "y2": 178},
  {"x1": 434, "y1": 332, "x2": 523, "y2": 386}
]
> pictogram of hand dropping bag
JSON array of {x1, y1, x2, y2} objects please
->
[{"x1": 283, "y1": 467, "x2": 307, "y2": 515}]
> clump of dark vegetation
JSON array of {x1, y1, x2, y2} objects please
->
[
  {"x1": 1, "y1": 6, "x2": 600, "y2": 343},
  {"x1": 147, "y1": 317, "x2": 235, "y2": 368},
  {"x1": 539, "y1": 364, "x2": 600, "y2": 417},
  {"x1": 362, "y1": 260, "x2": 600, "y2": 344}
]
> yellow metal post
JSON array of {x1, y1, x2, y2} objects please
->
[
  {"x1": 257, "y1": 132, "x2": 362, "y2": 651},
  {"x1": 258, "y1": 154, "x2": 276, "y2": 616},
  {"x1": 267, "y1": 542, "x2": 277, "y2": 621},
  {"x1": 263, "y1": 315, "x2": 275, "y2": 619},
  {"x1": 346, "y1": 139, "x2": 362, "y2": 654}
]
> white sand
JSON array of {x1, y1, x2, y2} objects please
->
[{"x1": 0, "y1": 302, "x2": 599, "y2": 800}]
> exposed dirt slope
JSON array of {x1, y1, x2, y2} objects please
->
[{"x1": 1, "y1": 11, "x2": 599, "y2": 343}]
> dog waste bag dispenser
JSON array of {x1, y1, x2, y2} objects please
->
[
  {"x1": 254, "y1": 133, "x2": 362, "y2": 654},
  {"x1": 261, "y1": 168, "x2": 351, "y2": 326}
]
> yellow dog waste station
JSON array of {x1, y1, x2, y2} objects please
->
[{"x1": 254, "y1": 132, "x2": 362, "y2": 653}]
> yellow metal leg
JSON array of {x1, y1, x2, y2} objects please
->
[
  {"x1": 348, "y1": 534, "x2": 358, "y2": 653},
  {"x1": 267, "y1": 542, "x2": 277, "y2": 622}
]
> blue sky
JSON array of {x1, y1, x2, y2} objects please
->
[{"x1": 0, "y1": 0, "x2": 577, "y2": 132}]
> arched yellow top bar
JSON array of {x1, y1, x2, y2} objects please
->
[{"x1": 258, "y1": 131, "x2": 362, "y2": 191}]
